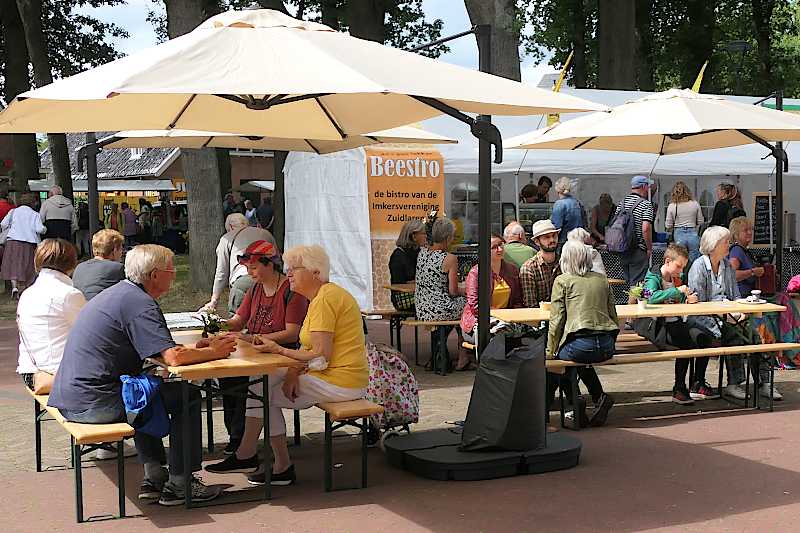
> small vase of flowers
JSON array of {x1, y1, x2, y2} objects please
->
[
  {"x1": 626, "y1": 283, "x2": 652, "y2": 310},
  {"x1": 195, "y1": 312, "x2": 228, "y2": 338}
]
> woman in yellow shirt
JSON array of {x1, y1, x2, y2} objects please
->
[{"x1": 250, "y1": 245, "x2": 368, "y2": 486}]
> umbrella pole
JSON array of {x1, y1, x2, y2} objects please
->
[
  {"x1": 776, "y1": 91, "x2": 784, "y2": 277},
  {"x1": 476, "y1": 24, "x2": 492, "y2": 355}
]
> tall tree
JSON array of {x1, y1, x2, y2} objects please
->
[
  {"x1": 0, "y1": 0, "x2": 38, "y2": 192},
  {"x1": 464, "y1": 0, "x2": 521, "y2": 81},
  {"x1": 571, "y1": 0, "x2": 588, "y2": 88},
  {"x1": 163, "y1": 0, "x2": 228, "y2": 291},
  {"x1": 751, "y1": 0, "x2": 778, "y2": 92},
  {"x1": 15, "y1": 0, "x2": 72, "y2": 197},
  {"x1": 635, "y1": 0, "x2": 655, "y2": 91},
  {"x1": 597, "y1": 0, "x2": 636, "y2": 89}
]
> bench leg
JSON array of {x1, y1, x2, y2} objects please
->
[
  {"x1": 769, "y1": 356, "x2": 775, "y2": 412},
  {"x1": 34, "y1": 400, "x2": 42, "y2": 472},
  {"x1": 396, "y1": 321, "x2": 403, "y2": 353},
  {"x1": 414, "y1": 328, "x2": 419, "y2": 366},
  {"x1": 717, "y1": 355, "x2": 725, "y2": 399},
  {"x1": 744, "y1": 357, "x2": 751, "y2": 408},
  {"x1": 70, "y1": 436, "x2": 75, "y2": 469},
  {"x1": 753, "y1": 356, "x2": 760, "y2": 410},
  {"x1": 205, "y1": 379, "x2": 214, "y2": 453},
  {"x1": 181, "y1": 380, "x2": 192, "y2": 509},
  {"x1": 117, "y1": 441, "x2": 126, "y2": 518},
  {"x1": 293, "y1": 409, "x2": 301, "y2": 446},
  {"x1": 73, "y1": 443, "x2": 84, "y2": 523},
  {"x1": 324, "y1": 413, "x2": 333, "y2": 492},
  {"x1": 570, "y1": 369, "x2": 581, "y2": 431},
  {"x1": 361, "y1": 417, "x2": 368, "y2": 489}
]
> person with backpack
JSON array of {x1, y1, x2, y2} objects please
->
[
  {"x1": 205, "y1": 240, "x2": 310, "y2": 478},
  {"x1": 607, "y1": 175, "x2": 656, "y2": 286}
]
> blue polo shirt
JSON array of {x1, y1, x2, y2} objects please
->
[{"x1": 48, "y1": 280, "x2": 176, "y2": 413}]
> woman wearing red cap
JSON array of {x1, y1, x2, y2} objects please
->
[{"x1": 205, "y1": 240, "x2": 309, "y2": 478}]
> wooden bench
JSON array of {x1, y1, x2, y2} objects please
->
[
  {"x1": 28, "y1": 389, "x2": 134, "y2": 523},
  {"x1": 361, "y1": 309, "x2": 414, "y2": 351},
  {"x1": 316, "y1": 399, "x2": 384, "y2": 492},
  {"x1": 401, "y1": 319, "x2": 461, "y2": 373},
  {"x1": 549, "y1": 342, "x2": 800, "y2": 430}
]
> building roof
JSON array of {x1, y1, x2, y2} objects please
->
[{"x1": 39, "y1": 132, "x2": 179, "y2": 180}]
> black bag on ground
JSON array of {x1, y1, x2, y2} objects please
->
[{"x1": 460, "y1": 333, "x2": 546, "y2": 452}]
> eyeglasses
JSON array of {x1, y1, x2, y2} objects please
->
[
  {"x1": 286, "y1": 266, "x2": 307, "y2": 274},
  {"x1": 490, "y1": 243, "x2": 504, "y2": 250}
]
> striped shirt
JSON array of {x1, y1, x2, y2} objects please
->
[{"x1": 614, "y1": 193, "x2": 654, "y2": 251}]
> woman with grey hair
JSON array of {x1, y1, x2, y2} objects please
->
[
  {"x1": 415, "y1": 217, "x2": 471, "y2": 370},
  {"x1": 389, "y1": 219, "x2": 427, "y2": 311},
  {"x1": 567, "y1": 227, "x2": 605, "y2": 275},
  {"x1": 547, "y1": 240, "x2": 618, "y2": 427},
  {"x1": 687, "y1": 226, "x2": 780, "y2": 401},
  {"x1": 551, "y1": 177, "x2": 587, "y2": 247}
]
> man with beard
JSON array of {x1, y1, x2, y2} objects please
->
[
  {"x1": 520, "y1": 220, "x2": 561, "y2": 308},
  {"x1": 520, "y1": 220, "x2": 584, "y2": 427}
]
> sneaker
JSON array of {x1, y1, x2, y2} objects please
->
[
  {"x1": 690, "y1": 381, "x2": 721, "y2": 400},
  {"x1": 158, "y1": 476, "x2": 223, "y2": 506},
  {"x1": 759, "y1": 383, "x2": 783, "y2": 401},
  {"x1": 205, "y1": 454, "x2": 260, "y2": 474},
  {"x1": 247, "y1": 464, "x2": 296, "y2": 486},
  {"x1": 138, "y1": 478, "x2": 164, "y2": 501},
  {"x1": 672, "y1": 388, "x2": 694, "y2": 405},
  {"x1": 223, "y1": 441, "x2": 240, "y2": 455},
  {"x1": 94, "y1": 443, "x2": 137, "y2": 461},
  {"x1": 588, "y1": 394, "x2": 614, "y2": 427},
  {"x1": 724, "y1": 383, "x2": 747, "y2": 400}
]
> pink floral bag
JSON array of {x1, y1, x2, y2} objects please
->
[
  {"x1": 787, "y1": 274, "x2": 800, "y2": 294},
  {"x1": 365, "y1": 342, "x2": 419, "y2": 430}
]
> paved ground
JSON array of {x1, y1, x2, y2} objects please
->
[{"x1": 3, "y1": 318, "x2": 800, "y2": 532}]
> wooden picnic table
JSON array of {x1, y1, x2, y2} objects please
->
[
  {"x1": 608, "y1": 278, "x2": 626, "y2": 286},
  {"x1": 151, "y1": 336, "x2": 303, "y2": 507},
  {"x1": 386, "y1": 279, "x2": 624, "y2": 293},
  {"x1": 491, "y1": 301, "x2": 787, "y2": 324}
]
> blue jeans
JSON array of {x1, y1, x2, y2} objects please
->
[
  {"x1": 557, "y1": 333, "x2": 616, "y2": 401},
  {"x1": 673, "y1": 227, "x2": 700, "y2": 264}
]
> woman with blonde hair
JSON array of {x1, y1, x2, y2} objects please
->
[
  {"x1": 72, "y1": 229, "x2": 126, "y2": 300},
  {"x1": 727, "y1": 216, "x2": 765, "y2": 297},
  {"x1": 665, "y1": 181, "x2": 704, "y2": 263}
]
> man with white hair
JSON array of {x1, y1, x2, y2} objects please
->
[
  {"x1": 48, "y1": 244, "x2": 236, "y2": 505},
  {"x1": 502, "y1": 221, "x2": 534, "y2": 268},
  {"x1": 39, "y1": 185, "x2": 76, "y2": 241},
  {"x1": 199, "y1": 212, "x2": 275, "y2": 456}
]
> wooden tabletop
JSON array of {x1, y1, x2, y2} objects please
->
[
  {"x1": 491, "y1": 301, "x2": 786, "y2": 325},
  {"x1": 153, "y1": 338, "x2": 303, "y2": 381},
  {"x1": 384, "y1": 282, "x2": 416, "y2": 293},
  {"x1": 608, "y1": 278, "x2": 626, "y2": 286}
]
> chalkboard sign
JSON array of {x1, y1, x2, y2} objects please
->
[{"x1": 753, "y1": 193, "x2": 777, "y2": 246}]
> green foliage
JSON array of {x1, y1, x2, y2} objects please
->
[
  {"x1": 520, "y1": 0, "x2": 800, "y2": 97},
  {"x1": 0, "y1": 0, "x2": 128, "y2": 102},
  {"x1": 147, "y1": 0, "x2": 448, "y2": 56}
]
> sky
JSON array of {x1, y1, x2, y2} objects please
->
[{"x1": 76, "y1": 0, "x2": 554, "y2": 84}]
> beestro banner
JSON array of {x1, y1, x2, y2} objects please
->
[{"x1": 366, "y1": 147, "x2": 445, "y2": 239}]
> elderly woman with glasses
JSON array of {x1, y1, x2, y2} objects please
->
[
  {"x1": 229, "y1": 245, "x2": 369, "y2": 486},
  {"x1": 389, "y1": 219, "x2": 427, "y2": 311},
  {"x1": 206, "y1": 240, "x2": 310, "y2": 479},
  {"x1": 547, "y1": 240, "x2": 618, "y2": 427},
  {"x1": 687, "y1": 225, "x2": 781, "y2": 402}
]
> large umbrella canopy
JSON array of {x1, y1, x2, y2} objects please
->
[
  {"x1": 96, "y1": 125, "x2": 457, "y2": 153},
  {"x1": 507, "y1": 89, "x2": 800, "y2": 154},
  {"x1": 0, "y1": 9, "x2": 604, "y2": 138}
]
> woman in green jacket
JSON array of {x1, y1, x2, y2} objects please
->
[{"x1": 547, "y1": 240, "x2": 618, "y2": 427}]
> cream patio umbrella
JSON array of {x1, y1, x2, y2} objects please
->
[
  {"x1": 0, "y1": 9, "x2": 604, "y2": 139},
  {"x1": 507, "y1": 88, "x2": 800, "y2": 278},
  {"x1": 94, "y1": 125, "x2": 458, "y2": 153}
]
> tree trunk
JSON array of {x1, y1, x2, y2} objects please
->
[
  {"x1": 255, "y1": 0, "x2": 289, "y2": 13},
  {"x1": 681, "y1": 0, "x2": 715, "y2": 92},
  {"x1": 1, "y1": 0, "x2": 37, "y2": 191},
  {"x1": 571, "y1": 0, "x2": 587, "y2": 88},
  {"x1": 345, "y1": 0, "x2": 386, "y2": 42},
  {"x1": 635, "y1": 0, "x2": 655, "y2": 91},
  {"x1": 165, "y1": 0, "x2": 228, "y2": 291},
  {"x1": 751, "y1": 0, "x2": 776, "y2": 93},
  {"x1": 16, "y1": 0, "x2": 72, "y2": 197},
  {"x1": 464, "y1": 0, "x2": 521, "y2": 81},
  {"x1": 319, "y1": 0, "x2": 340, "y2": 29},
  {"x1": 597, "y1": 0, "x2": 636, "y2": 89}
]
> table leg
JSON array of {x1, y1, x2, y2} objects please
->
[
  {"x1": 262, "y1": 374, "x2": 271, "y2": 501},
  {"x1": 182, "y1": 380, "x2": 192, "y2": 509},
  {"x1": 117, "y1": 440, "x2": 126, "y2": 518},
  {"x1": 34, "y1": 400, "x2": 42, "y2": 472},
  {"x1": 205, "y1": 379, "x2": 214, "y2": 453}
]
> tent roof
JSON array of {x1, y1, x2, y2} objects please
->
[{"x1": 421, "y1": 88, "x2": 800, "y2": 177}]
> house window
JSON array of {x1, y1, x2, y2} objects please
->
[
  {"x1": 129, "y1": 148, "x2": 145, "y2": 160},
  {"x1": 450, "y1": 179, "x2": 502, "y2": 243}
]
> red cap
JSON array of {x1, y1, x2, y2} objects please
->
[{"x1": 238, "y1": 240, "x2": 279, "y2": 265}]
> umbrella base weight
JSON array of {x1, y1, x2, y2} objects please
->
[{"x1": 384, "y1": 428, "x2": 581, "y2": 481}]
